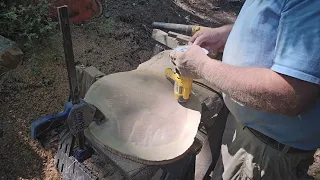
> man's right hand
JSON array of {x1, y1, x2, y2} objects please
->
[{"x1": 189, "y1": 24, "x2": 233, "y2": 53}]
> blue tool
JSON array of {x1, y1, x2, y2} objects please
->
[
  {"x1": 30, "y1": 101, "x2": 73, "y2": 142},
  {"x1": 30, "y1": 6, "x2": 96, "y2": 162}
]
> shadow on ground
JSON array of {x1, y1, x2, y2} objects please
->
[
  {"x1": 0, "y1": 53, "x2": 68, "y2": 179},
  {"x1": 0, "y1": 125, "x2": 44, "y2": 179}
]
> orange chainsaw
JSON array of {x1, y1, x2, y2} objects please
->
[{"x1": 34, "y1": 0, "x2": 103, "y2": 24}]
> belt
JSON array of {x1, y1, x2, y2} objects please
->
[{"x1": 246, "y1": 127, "x2": 313, "y2": 154}]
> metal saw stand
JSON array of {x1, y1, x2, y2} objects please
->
[
  {"x1": 54, "y1": 121, "x2": 200, "y2": 180},
  {"x1": 53, "y1": 106, "x2": 222, "y2": 180},
  {"x1": 54, "y1": 128, "x2": 201, "y2": 180},
  {"x1": 74, "y1": 59, "x2": 227, "y2": 180},
  {"x1": 31, "y1": 6, "x2": 229, "y2": 180},
  {"x1": 50, "y1": 62, "x2": 223, "y2": 180},
  {"x1": 52, "y1": 63, "x2": 206, "y2": 180},
  {"x1": 53, "y1": 30, "x2": 228, "y2": 179}
]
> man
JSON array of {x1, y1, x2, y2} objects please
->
[{"x1": 170, "y1": 0, "x2": 320, "y2": 179}]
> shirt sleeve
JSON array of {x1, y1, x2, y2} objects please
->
[{"x1": 271, "y1": 0, "x2": 320, "y2": 85}]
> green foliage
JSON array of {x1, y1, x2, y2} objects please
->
[
  {"x1": 104, "y1": 18, "x2": 115, "y2": 37},
  {"x1": 0, "y1": 0, "x2": 57, "y2": 49},
  {"x1": 32, "y1": 60, "x2": 41, "y2": 76}
]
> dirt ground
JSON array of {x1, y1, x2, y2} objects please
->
[{"x1": 0, "y1": 0, "x2": 319, "y2": 179}]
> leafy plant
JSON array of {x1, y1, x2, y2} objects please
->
[
  {"x1": 104, "y1": 18, "x2": 115, "y2": 37},
  {"x1": 0, "y1": 0, "x2": 57, "y2": 50}
]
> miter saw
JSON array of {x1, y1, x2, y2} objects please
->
[{"x1": 31, "y1": 5, "x2": 229, "y2": 180}]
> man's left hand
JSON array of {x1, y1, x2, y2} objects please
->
[{"x1": 169, "y1": 45, "x2": 211, "y2": 79}]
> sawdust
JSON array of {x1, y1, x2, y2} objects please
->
[
  {"x1": 0, "y1": 0, "x2": 245, "y2": 179},
  {"x1": 0, "y1": 58, "x2": 68, "y2": 180}
]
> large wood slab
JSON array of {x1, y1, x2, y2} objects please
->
[{"x1": 84, "y1": 70, "x2": 202, "y2": 162}]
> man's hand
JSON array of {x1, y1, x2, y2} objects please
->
[
  {"x1": 190, "y1": 24, "x2": 233, "y2": 53},
  {"x1": 169, "y1": 45, "x2": 211, "y2": 79}
]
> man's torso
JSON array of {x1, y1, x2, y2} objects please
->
[{"x1": 222, "y1": 0, "x2": 320, "y2": 150}]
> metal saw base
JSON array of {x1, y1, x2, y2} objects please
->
[
  {"x1": 55, "y1": 130, "x2": 98, "y2": 180},
  {"x1": 55, "y1": 129, "x2": 199, "y2": 180},
  {"x1": 53, "y1": 54, "x2": 225, "y2": 180}
]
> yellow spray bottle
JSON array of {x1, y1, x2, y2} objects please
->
[{"x1": 165, "y1": 45, "x2": 209, "y2": 103}]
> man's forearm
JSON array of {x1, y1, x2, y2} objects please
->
[{"x1": 199, "y1": 58, "x2": 316, "y2": 116}]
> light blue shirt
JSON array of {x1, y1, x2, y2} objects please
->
[{"x1": 222, "y1": 0, "x2": 320, "y2": 150}]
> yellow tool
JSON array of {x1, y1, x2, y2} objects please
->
[
  {"x1": 165, "y1": 45, "x2": 209, "y2": 103},
  {"x1": 191, "y1": 25, "x2": 207, "y2": 35},
  {"x1": 165, "y1": 68, "x2": 193, "y2": 103}
]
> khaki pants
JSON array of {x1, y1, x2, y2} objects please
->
[{"x1": 211, "y1": 114, "x2": 315, "y2": 180}]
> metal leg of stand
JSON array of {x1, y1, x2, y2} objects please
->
[
  {"x1": 160, "y1": 153, "x2": 196, "y2": 180},
  {"x1": 203, "y1": 105, "x2": 229, "y2": 180},
  {"x1": 182, "y1": 153, "x2": 196, "y2": 180},
  {"x1": 55, "y1": 130, "x2": 97, "y2": 180}
]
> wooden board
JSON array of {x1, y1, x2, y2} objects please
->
[{"x1": 84, "y1": 70, "x2": 202, "y2": 162}]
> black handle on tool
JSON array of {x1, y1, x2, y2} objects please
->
[
  {"x1": 58, "y1": 6, "x2": 80, "y2": 105},
  {"x1": 58, "y1": 6, "x2": 85, "y2": 150}
]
